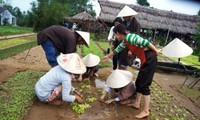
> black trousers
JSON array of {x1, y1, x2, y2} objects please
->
[{"x1": 135, "y1": 50, "x2": 157, "y2": 95}]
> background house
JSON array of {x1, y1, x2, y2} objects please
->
[
  {"x1": 0, "y1": 7, "x2": 16, "y2": 26},
  {"x1": 65, "y1": 11, "x2": 105, "y2": 32}
]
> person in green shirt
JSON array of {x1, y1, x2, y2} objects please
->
[{"x1": 102, "y1": 23, "x2": 160, "y2": 119}]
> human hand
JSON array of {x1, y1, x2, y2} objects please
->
[
  {"x1": 155, "y1": 49, "x2": 162, "y2": 56},
  {"x1": 111, "y1": 45, "x2": 114, "y2": 51},
  {"x1": 101, "y1": 56, "x2": 109, "y2": 63},
  {"x1": 75, "y1": 95, "x2": 84, "y2": 103},
  {"x1": 109, "y1": 38, "x2": 114, "y2": 42},
  {"x1": 98, "y1": 97, "x2": 105, "y2": 103},
  {"x1": 128, "y1": 50, "x2": 132, "y2": 56},
  {"x1": 105, "y1": 99, "x2": 115, "y2": 104}
]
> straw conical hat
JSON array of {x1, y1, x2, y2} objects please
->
[
  {"x1": 82, "y1": 53, "x2": 100, "y2": 67},
  {"x1": 106, "y1": 69, "x2": 132, "y2": 88},
  {"x1": 57, "y1": 53, "x2": 86, "y2": 74},
  {"x1": 75, "y1": 31, "x2": 90, "y2": 47},
  {"x1": 117, "y1": 5, "x2": 138, "y2": 17},
  {"x1": 162, "y1": 38, "x2": 193, "y2": 58}
]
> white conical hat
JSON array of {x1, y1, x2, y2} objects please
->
[
  {"x1": 75, "y1": 31, "x2": 90, "y2": 47},
  {"x1": 82, "y1": 53, "x2": 100, "y2": 67},
  {"x1": 106, "y1": 69, "x2": 132, "y2": 88},
  {"x1": 162, "y1": 38, "x2": 193, "y2": 58},
  {"x1": 57, "y1": 53, "x2": 86, "y2": 74},
  {"x1": 117, "y1": 5, "x2": 138, "y2": 17}
]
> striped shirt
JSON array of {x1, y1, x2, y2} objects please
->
[{"x1": 114, "y1": 33, "x2": 150, "y2": 54}]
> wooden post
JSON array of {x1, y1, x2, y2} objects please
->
[
  {"x1": 165, "y1": 25, "x2": 171, "y2": 45},
  {"x1": 153, "y1": 29, "x2": 157, "y2": 43}
]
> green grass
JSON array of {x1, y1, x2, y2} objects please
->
[
  {"x1": 0, "y1": 40, "x2": 37, "y2": 60},
  {"x1": 0, "y1": 39, "x2": 28, "y2": 48},
  {"x1": 173, "y1": 85, "x2": 200, "y2": 107},
  {"x1": 81, "y1": 40, "x2": 110, "y2": 68},
  {"x1": 164, "y1": 55, "x2": 200, "y2": 69},
  {"x1": 0, "y1": 71, "x2": 45, "y2": 120},
  {"x1": 0, "y1": 26, "x2": 33, "y2": 36},
  {"x1": 97, "y1": 41, "x2": 109, "y2": 51},
  {"x1": 0, "y1": 36, "x2": 36, "y2": 49}
]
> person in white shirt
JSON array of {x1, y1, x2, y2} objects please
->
[
  {"x1": 107, "y1": 17, "x2": 123, "y2": 70},
  {"x1": 35, "y1": 53, "x2": 86, "y2": 105}
]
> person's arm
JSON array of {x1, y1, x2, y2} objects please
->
[
  {"x1": 107, "y1": 26, "x2": 114, "y2": 41},
  {"x1": 102, "y1": 41, "x2": 127, "y2": 63},
  {"x1": 62, "y1": 76, "x2": 83, "y2": 103},
  {"x1": 126, "y1": 33, "x2": 160, "y2": 55},
  {"x1": 148, "y1": 43, "x2": 160, "y2": 56},
  {"x1": 128, "y1": 34, "x2": 159, "y2": 55},
  {"x1": 126, "y1": 33, "x2": 150, "y2": 47},
  {"x1": 101, "y1": 51, "x2": 114, "y2": 63}
]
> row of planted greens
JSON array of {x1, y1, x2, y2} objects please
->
[
  {"x1": 0, "y1": 36, "x2": 37, "y2": 60},
  {"x1": 0, "y1": 26, "x2": 33, "y2": 36},
  {"x1": 0, "y1": 71, "x2": 45, "y2": 120}
]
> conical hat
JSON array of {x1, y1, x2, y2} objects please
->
[
  {"x1": 117, "y1": 5, "x2": 138, "y2": 17},
  {"x1": 106, "y1": 69, "x2": 132, "y2": 88},
  {"x1": 162, "y1": 38, "x2": 193, "y2": 58},
  {"x1": 75, "y1": 31, "x2": 90, "y2": 47},
  {"x1": 82, "y1": 53, "x2": 100, "y2": 67},
  {"x1": 57, "y1": 53, "x2": 86, "y2": 74}
]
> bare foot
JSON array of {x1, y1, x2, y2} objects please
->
[
  {"x1": 72, "y1": 79, "x2": 77, "y2": 82},
  {"x1": 134, "y1": 111, "x2": 149, "y2": 119},
  {"x1": 120, "y1": 99, "x2": 131, "y2": 105},
  {"x1": 77, "y1": 78, "x2": 82, "y2": 82},
  {"x1": 94, "y1": 73, "x2": 99, "y2": 77},
  {"x1": 127, "y1": 102, "x2": 140, "y2": 109},
  {"x1": 71, "y1": 74, "x2": 76, "y2": 82}
]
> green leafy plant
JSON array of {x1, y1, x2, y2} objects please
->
[
  {"x1": 0, "y1": 71, "x2": 45, "y2": 120},
  {"x1": 71, "y1": 102, "x2": 91, "y2": 114},
  {"x1": 86, "y1": 97, "x2": 97, "y2": 103},
  {"x1": 0, "y1": 40, "x2": 37, "y2": 60}
]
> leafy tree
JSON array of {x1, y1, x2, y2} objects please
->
[
  {"x1": 32, "y1": 0, "x2": 93, "y2": 31},
  {"x1": 86, "y1": 2, "x2": 96, "y2": 17},
  {"x1": 2, "y1": 18, "x2": 8, "y2": 25},
  {"x1": 198, "y1": 9, "x2": 200, "y2": 16},
  {"x1": 192, "y1": 23, "x2": 200, "y2": 61},
  {"x1": 137, "y1": 0, "x2": 150, "y2": 6},
  {"x1": 0, "y1": 0, "x2": 11, "y2": 6},
  {"x1": 2, "y1": 4, "x2": 12, "y2": 12}
]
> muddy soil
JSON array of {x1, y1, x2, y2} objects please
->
[{"x1": 0, "y1": 46, "x2": 199, "y2": 119}]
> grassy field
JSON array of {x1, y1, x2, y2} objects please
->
[
  {"x1": 81, "y1": 40, "x2": 111, "y2": 68},
  {"x1": 169, "y1": 55, "x2": 200, "y2": 68},
  {"x1": 0, "y1": 26, "x2": 33, "y2": 36},
  {"x1": 0, "y1": 36, "x2": 36, "y2": 49}
]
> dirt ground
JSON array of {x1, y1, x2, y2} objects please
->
[{"x1": 0, "y1": 46, "x2": 199, "y2": 120}]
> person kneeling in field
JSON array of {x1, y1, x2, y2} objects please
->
[
  {"x1": 77, "y1": 53, "x2": 100, "y2": 82},
  {"x1": 99, "y1": 69, "x2": 136, "y2": 105},
  {"x1": 35, "y1": 53, "x2": 85, "y2": 105}
]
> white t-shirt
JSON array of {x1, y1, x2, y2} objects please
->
[
  {"x1": 35, "y1": 66, "x2": 75, "y2": 102},
  {"x1": 107, "y1": 26, "x2": 115, "y2": 41}
]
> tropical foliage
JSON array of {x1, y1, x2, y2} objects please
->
[{"x1": 0, "y1": 0, "x2": 96, "y2": 31}]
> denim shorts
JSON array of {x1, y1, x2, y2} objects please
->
[{"x1": 41, "y1": 40, "x2": 58, "y2": 67}]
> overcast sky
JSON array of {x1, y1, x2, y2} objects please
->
[{"x1": 11, "y1": 0, "x2": 200, "y2": 16}]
